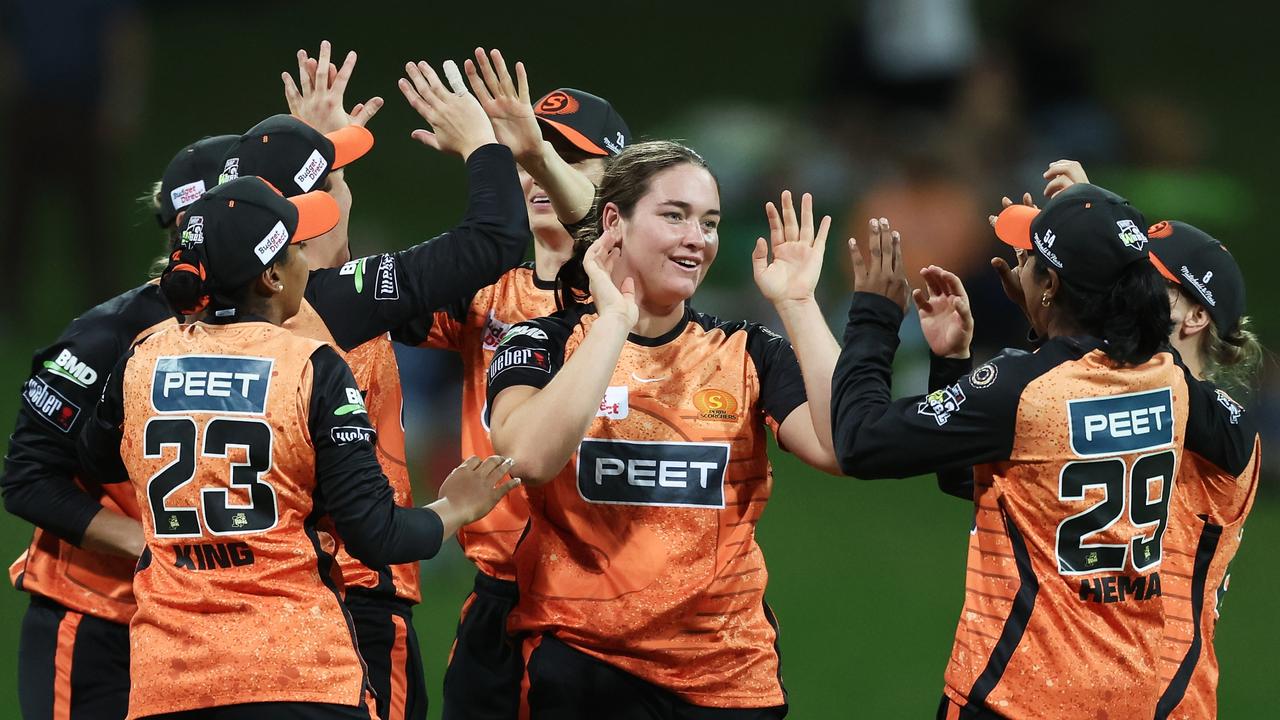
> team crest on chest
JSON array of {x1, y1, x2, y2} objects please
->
[{"x1": 693, "y1": 388, "x2": 739, "y2": 422}]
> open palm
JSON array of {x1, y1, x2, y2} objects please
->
[
  {"x1": 465, "y1": 48, "x2": 542, "y2": 161},
  {"x1": 752, "y1": 191, "x2": 831, "y2": 305},
  {"x1": 914, "y1": 265, "x2": 973, "y2": 358}
]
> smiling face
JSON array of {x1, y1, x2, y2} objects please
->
[
  {"x1": 521, "y1": 157, "x2": 606, "y2": 242},
  {"x1": 606, "y1": 163, "x2": 721, "y2": 310}
]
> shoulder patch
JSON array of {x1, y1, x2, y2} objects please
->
[
  {"x1": 918, "y1": 384, "x2": 967, "y2": 426},
  {"x1": 1215, "y1": 388, "x2": 1243, "y2": 425},
  {"x1": 22, "y1": 377, "x2": 81, "y2": 432},
  {"x1": 499, "y1": 325, "x2": 549, "y2": 345},
  {"x1": 969, "y1": 362, "x2": 998, "y2": 389},
  {"x1": 488, "y1": 346, "x2": 550, "y2": 382}
]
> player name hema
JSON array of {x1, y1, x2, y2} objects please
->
[
  {"x1": 577, "y1": 439, "x2": 730, "y2": 508},
  {"x1": 1067, "y1": 388, "x2": 1174, "y2": 457},
  {"x1": 151, "y1": 356, "x2": 274, "y2": 414}
]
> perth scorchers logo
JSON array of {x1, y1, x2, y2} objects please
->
[
  {"x1": 536, "y1": 91, "x2": 579, "y2": 116},
  {"x1": 693, "y1": 388, "x2": 739, "y2": 422}
]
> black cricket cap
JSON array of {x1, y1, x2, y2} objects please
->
[
  {"x1": 534, "y1": 88, "x2": 630, "y2": 158},
  {"x1": 177, "y1": 176, "x2": 339, "y2": 292},
  {"x1": 995, "y1": 183, "x2": 1151, "y2": 293},
  {"x1": 1147, "y1": 220, "x2": 1245, "y2": 332},
  {"x1": 157, "y1": 135, "x2": 238, "y2": 228},
  {"x1": 220, "y1": 114, "x2": 373, "y2": 197}
]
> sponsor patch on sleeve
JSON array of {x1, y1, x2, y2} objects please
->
[
  {"x1": 330, "y1": 426, "x2": 376, "y2": 445},
  {"x1": 487, "y1": 346, "x2": 550, "y2": 382},
  {"x1": 1215, "y1": 389, "x2": 1243, "y2": 425},
  {"x1": 22, "y1": 377, "x2": 81, "y2": 433},
  {"x1": 374, "y1": 254, "x2": 399, "y2": 301},
  {"x1": 917, "y1": 384, "x2": 967, "y2": 426}
]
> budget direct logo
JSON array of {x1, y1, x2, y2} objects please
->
[
  {"x1": 1067, "y1": 387, "x2": 1174, "y2": 457},
  {"x1": 576, "y1": 438, "x2": 730, "y2": 508},
  {"x1": 692, "y1": 388, "x2": 739, "y2": 422},
  {"x1": 43, "y1": 348, "x2": 98, "y2": 388},
  {"x1": 152, "y1": 355, "x2": 273, "y2": 414}
]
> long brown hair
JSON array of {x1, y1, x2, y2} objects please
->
[{"x1": 555, "y1": 140, "x2": 716, "y2": 309}]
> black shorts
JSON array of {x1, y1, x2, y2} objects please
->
[
  {"x1": 345, "y1": 590, "x2": 427, "y2": 720},
  {"x1": 441, "y1": 571, "x2": 523, "y2": 720},
  {"x1": 138, "y1": 701, "x2": 374, "y2": 720},
  {"x1": 18, "y1": 593, "x2": 130, "y2": 720},
  {"x1": 525, "y1": 634, "x2": 788, "y2": 720}
]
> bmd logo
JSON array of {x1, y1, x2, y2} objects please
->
[
  {"x1": 576, "y1": 439, "x2": 730, "y2": 508},
  {"x1": 1067, "y1": 388, "x2": 1174, "y2": 457},
  {"x1": 151, "y1": 356, "x2": 273, "y2": 414}
]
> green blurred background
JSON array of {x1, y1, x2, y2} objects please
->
[{"x1": 1, "y1": 1, "x2": 1277, "y2": 717}]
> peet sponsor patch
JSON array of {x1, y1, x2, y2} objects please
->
[
  {"x1": 152, "y1": 355, "x2": 273, "y2": 414},
  {"x1": 576, "y1": 438, "x2": 730, "y2": 508},
  {"x1": 1067, "y1": 387, "x2": 1173, "y2": 457}
]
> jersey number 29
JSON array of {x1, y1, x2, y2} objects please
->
[{"x1": 1056, "y1": 449, "x2": 1175, "y2": 574}]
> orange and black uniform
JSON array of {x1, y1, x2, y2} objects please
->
[
  {"x1": 484, "y1": 303, "x2": 806, "y2": 718},
  {"x1": 77, "y1": 315, "x2": 449, "y2": 720},
  {"x1": 0, "y1": 142, "x2": 529, "y2": 720},
  {"x1": 831, "y1": 293, "x2": 1255, "y2": 719},
  {"x1": 397, "y1": 261, "x2": 557, "y2": 718},
  {"x1": 1, "y1": 283, "x2": 175, "y2": 720},
  {"x1": 1153, "y1": 383, "x2": 1260, "y2": 720}
]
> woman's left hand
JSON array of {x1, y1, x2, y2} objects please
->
[
  {"x1": 849, "y1": 217, "x2": 909, "y2": 311},
  {"x1": 914, "y1": 265, "x2": 973, "y2": 359},
  {"x1": 752, "y1": 191, "x2": 832, "y2": 307}
]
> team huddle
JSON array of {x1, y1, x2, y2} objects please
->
[{"x1": 0, "y1": 41, "x2": 1261, "y2": 720}]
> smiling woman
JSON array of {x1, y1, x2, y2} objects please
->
[{"x1": 484, "y1": 140, "x2": 844, "y2": 719}]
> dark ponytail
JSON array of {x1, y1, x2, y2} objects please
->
[
  {"x1": 159, "y1": 247, "x2": 210, "y2": 315},
  {"x1": 555, "y1": 140, "x2": 716, "y2": 310},
  {"x1": 1039, "y1": 260, "x2": 1173, "y2": 365}
]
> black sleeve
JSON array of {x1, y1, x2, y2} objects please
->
[
  {"x1": 928, "y1": 352, "x2": 977, "y2": 500},
  {"x1": 830, "y1": 293, "x2": 1024, "y2": 480},
  {"x1": 482, "y1": 316, "x2": 573, "y2": 425},
  {"x1": 2, "y1": 323, "x2": 127, "y2": 544},
  {"x1": 304, "y1": 143, "x2": 530, "y2": 351},
  {"x1": 76, "y1": 350, "x2": 133, "y2": 489},
  {"x1": 744, "y1": 325, "x2": 807, "y2": 427},
  {"x1": 307, "y1": 346, "x2": 444, "y2": 566},
  {"x1": 1180, "y1": 370, "x2": 1257, "y2": 477}
]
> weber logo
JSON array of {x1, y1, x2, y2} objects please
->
[
  {"x1": 152, "y1": 356, "x2": 273, "y2": 414},
  {"x1": 1068, "y1": 387, "x2": 1173, "y2": 457},
  {"x1": 331, "y1": 426, "x2": 375, "y2": 445},
  {"x1": 22, "y1": 377, "x2": 81, "y2": 432},
  {"x1": 488, "y1": 346, "x2": 550, "y2": 382},
  {"x1": 576, "y1": 439, "x2": 729, "y2": 508},
  {"x1": 293, "y1": 149, "x2": 328, "y2": 192},
  {"x1": 374, "y1": 254, "x2": 399, "y2": 300}
]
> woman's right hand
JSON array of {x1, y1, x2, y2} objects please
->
[
  {"x1": 1043, "y1": 159, "x2": 1089, "y2": 198},
  {"x1": 584, "y1": 232, "x2": 639, "y2": 329},
  {"x1": 914, "y1": 266, "x2": 973, "y2": 359},
  {"x1": 849, "y1": 217, "x2": 909, "y2": 311},
  {"x1": 434, "y1": 455, "x2": 521, "y2": 528},
  {"x1": 464, "y1": 47, "x2": 544, "y2": 164},
  {"x1": 398, "y1": 59, "x2": 497, "y2": 160}
]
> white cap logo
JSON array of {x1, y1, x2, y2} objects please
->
[
  {"x1": 253, "y1": 221, "x2": 290, "y2": 263},
  {"x1": 293, "y1": 149, "x2": 328, "y2": 192}
]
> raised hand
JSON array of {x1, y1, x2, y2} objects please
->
[
  {"x1": 914, "y1": 265, "x2": 973, "y2": 359},
  {"x1": 849, "y1": 217, "x2": 909, "y2": 311},
  {"x1": 282, "y1": 40, "x2": 383, "y2": 134},
  {"x1": 583, "y1": 231, "x2": 638, "y2": 329},
  {"x1": 751, "y1": 191, "x2": 832, "y2": 308},
  {"x1": 464, "y1": 47, "x2": 543, "y2": 162},
  {"x1": 398, "y1": 59, "x2": 497, "y2": 160},
  {"x1": 435, "y1": 455, "x2": 522, "y2": 527},
  {"x1": 988, "y1": 193, "x2": 1037, "y2": 320},
  {"x1": 1043, "y1": 159, "x2": 1089, "y2": 198}
]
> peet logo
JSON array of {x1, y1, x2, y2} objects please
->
[
  {"x1": 43, "y1": 348, "x2": 98, "y2": 387},
  {"x1": 1068, "y1": 387, "x2": 1173, "y2": 457},
  {"x1": 151, "y1": 355, "x2": 273, "y2": 414},
  {"x1": 692, "y1": 388, "x2": 739, "y2": 422},
  {"x1": 576, "y1": 438, "x2": 730, "y2": 508},
  {"x1": 22, "y1": 377, "x2": 81, "y2": 432}
]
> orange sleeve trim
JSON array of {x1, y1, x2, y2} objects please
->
[{"x1": 53, "y1": 611, "x2": 84, "y2": 720}]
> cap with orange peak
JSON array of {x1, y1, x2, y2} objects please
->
[{"x1": 220, "y1": 114, "x2": 374, "y2": 196}]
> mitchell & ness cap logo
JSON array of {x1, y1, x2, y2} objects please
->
[
  {"x1": 536, "y1": 91, "x2": 579, "y2": 115},
  {"x1": 1117, "y1": 220, "x2": 1148, "y2": 250}
]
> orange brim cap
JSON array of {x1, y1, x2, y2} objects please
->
[
  {"x1": 994, "y1": 204, "x2": 1039, "y2": 250},
  {"x1": 326, "y1": 125, "x2": 374, "y2": 169},
  {"x1": 537, "y1": 117, "x2": 608, "y2": 156},
  {"x1": 289, "y1": 190, "x2": 341, "y2": 241},
  {"x1": 1147, "y1": 250, "x2": 1180, "y2": 283}
]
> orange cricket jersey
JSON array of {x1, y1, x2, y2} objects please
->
[
  {"x1": 118, "y1": 321, "x2": 368, "y2": 717},
  {"x1": 9, "y1": 283, "x2": 175, "y2": 625},
  {"x1": 485, "y1": 304, "x2": 808, "y2": 708},
  {"x1": 1155, "y1": 397, "x2": 1260, "y2": 720},
  {"x1": 422, "y1": 262, "x2": 557, "y2": 580},
  {"x1": 287, "y1": 299, "x2": 419, "y2": 602},
  {"x1": 942, "y1": 350, "x2": 1190, "y2": 719}
]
